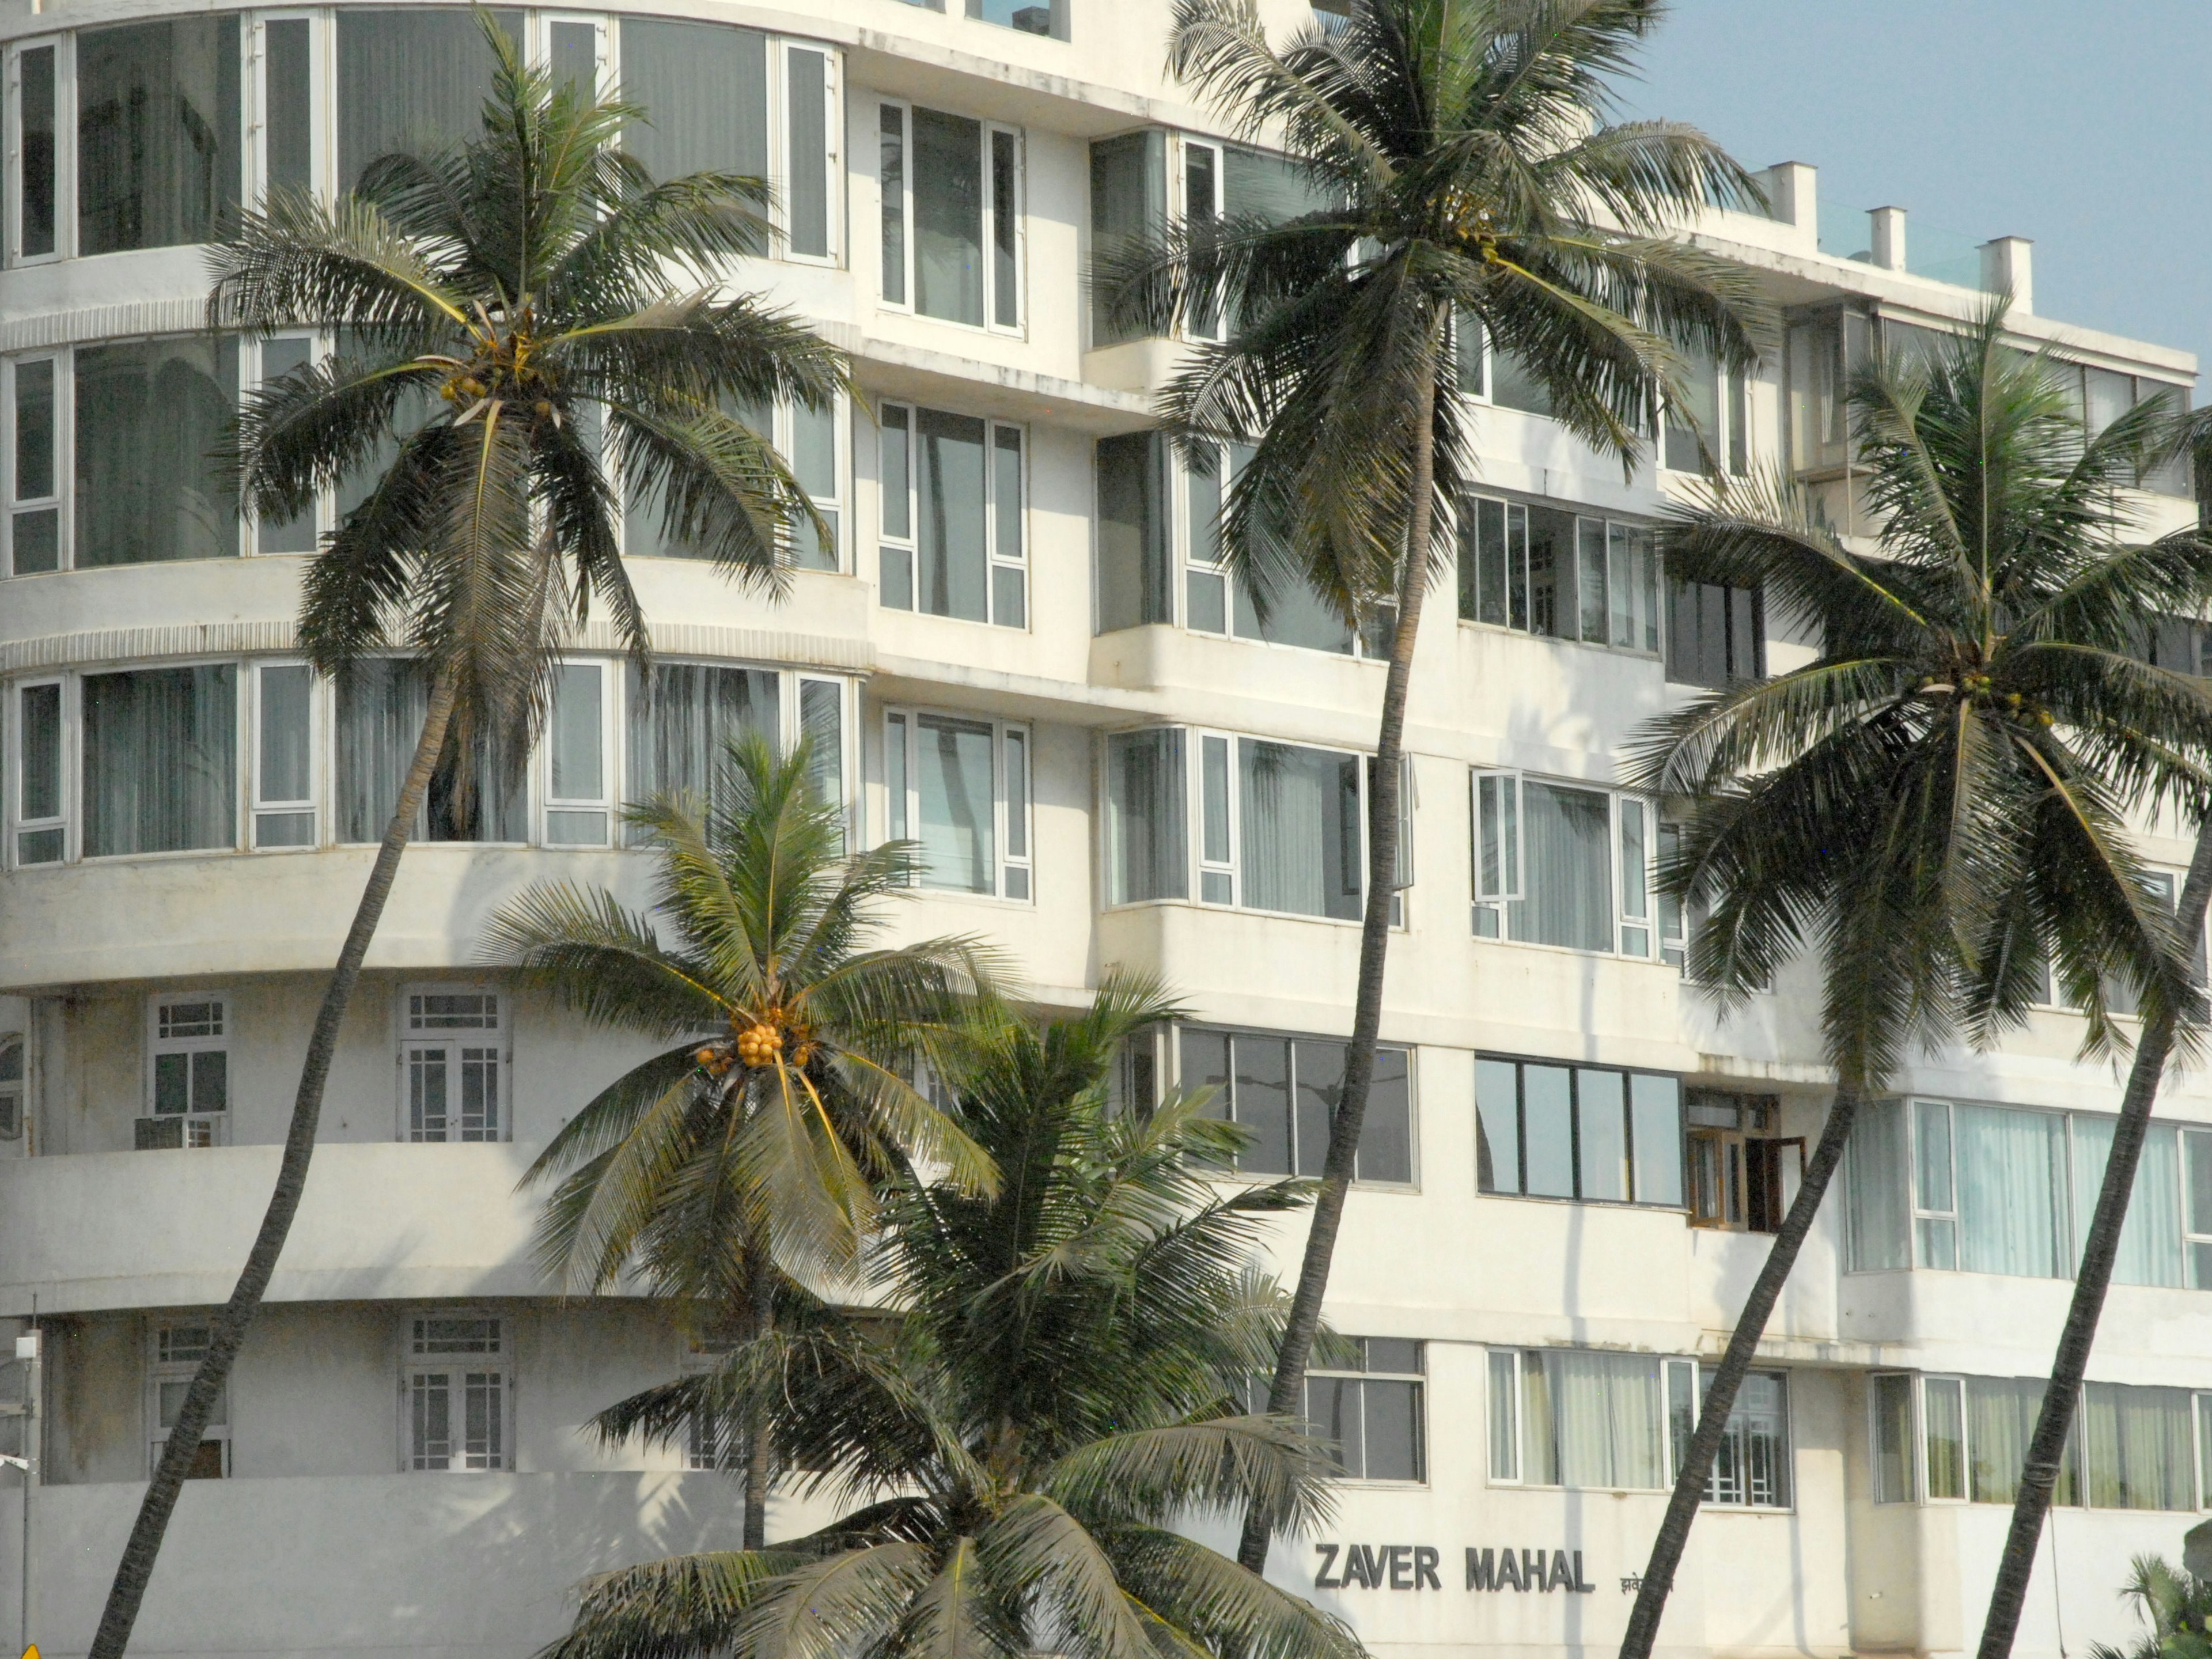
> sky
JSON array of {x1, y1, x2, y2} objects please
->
[{"x1": 1616, "y1": 1, "x2": 2212, "y2": 382}]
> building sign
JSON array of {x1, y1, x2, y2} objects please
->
[{"x1": 1313, "y1": 1544, "x2": 1597, "y2": 1595}]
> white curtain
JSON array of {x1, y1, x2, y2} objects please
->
[
  {"x1": 1238, "y1": 740, "x2": 1361, "y2": 919},
  {"x1": 1528, "y1": 1350, "x2": 1662, "y2": 1490},
  {"x1": 336, "y1": 660, "x2": 522, "y2": 844},
  {"x1": 2079, "y1": 1382, "x2": 2193, "y2": 1510},
  {"x1": 1955, "y1": 1104, "x2": 2066, "y2": 1278},
  {"x1": 74, "y1": 339, "x2": 237, "y2": 567},
  {"x1": 336, "y1": 9, "x2": 520, "y2": 190},
  {"x1": 81, "y1": 666, "x2": 235, "y2": 856},
  {"x1": 916, "y1": 715, "x2": 994, "y2": 892},
  {"x1": 1843, "y1": 1097, "x2": 1909, "y2": 1272},
  {"x1": 2069, "y1": 1117, "x2": 2184, "y2": 1287},
  {"x1": 1511, "y1": 781, "x2": 1612, "y2": 951},
  {"x1": 625, "y1": 664, "x2": 778, "y2": 839}
]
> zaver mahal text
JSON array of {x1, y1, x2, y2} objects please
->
[{"x1": 1312, "y1": 1545, "x2": 1598, "y2": 1594}]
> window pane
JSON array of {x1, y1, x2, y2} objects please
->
[
  {"x1": 1360, "y1": 1047, "x2": 1414, "y2": 1184},
  {"x1": 548, "y1": 22, "x2": 597, "y2": 96},
  {"x1": 878, "y1": 105, "x2": 906, "y2": 304},
  {"x1": 264, "y1": 18, "x2": 314, "y2": 197},
  {"x1": 1843, "y1": 1097, "x2": 1910, "y2": 1272},
  {"x1": 915, "y1": 408, "x2": 988, "y2": 620},
  {"x1": 789, "y1": 398, "x2": 839, "y2": 570},
  {"x1": 1094, "y1": 431, "x2": 1168, "y2": 631},
  {"x1": 1291, "y1": 1039, "x2": 1340, "y2": 1179},
  {"x1": 15, "y1": 358, "x2": 54, "y2": 502},
  {"x1": 78, "y1": 17, "x2": 240, "y2": 255},
  {"x1": 255, "y1": 338, "x2": 319, "y2": 554},
  {"x1": 549, "y1": 665, "x2": 603, "y2": 801},
  {"x1": 1306, "y1": 1374, "x2": 1362, "y2": 1478},
  {"x1": 154, "y1": 1051, "x2": 189, "y2": 1115},
  {"x1": 1630, "y1": 1074, "x2": 1683, "y2": 1206},
  {"x1": 82, "y1": 666, "x2": 237, "y2": 857},
  {"x1": 1487, "y1": 1351, "x2": 1518, "y2": 1479},
  {"x1": 1475, "y1": 1058, "x2": 1520, "y2": 1194},
  {"x1": 258, "y1": 664, "x2": 312, "y2": 804},
  {"x1": 1872, "y1": 1375, "x2": 1915, "y2": 1502},
  {"x1": 1104, "y1": 729, "x2": 1185, "y2": 903},
  {"x1": 1575, "y1": 518, "x2": 1608, "y2": 643},
  {"x1": 191, "y1": 1049, "x2": 228, "y2": 1113},
  {"x1": 1087, "y1": 131, "x2": 1164, "y2": 347},
  {"x1": 915, "y1": 715, "x2": 995, "y2": 892},
  {"x1": 990, "y1": 128, "x2": 1019, "y2": 327},
  {"x1": 624, "y1": 664, "x2": 777, "y2": 831},
  {"x1": 1522, "y1": 1063, "x2": 1573, "y2": 1199},
  {"x1": 1238, "y1": 740, "x2": 1361, "y2": 919},
  {"x1": 18, "y1": 46, "x2": 55, "y2": 258},
  {"x1": 1362, "y1": 1379, "x2": 1422, "y2": 1481},
  {"x1": 1232, "y1": 1034, "x2": 1292, "y2": 1175},
  {"x1": 1955, "y1": 1104, "x2": 2066, "y2": 1278},
  {"x1": 1535, "y1": 1350, "x2": 1663, "y2": 1489},
  {"x1": 801, "y1": 679, "x2": 843, "y2": 823},
  {"x1": 2071, "y1": 1115, "x2": 2185, "y2": 1288},
  {"x1": 19, "y1": 681, "x2": 60, "y2": 822},
  {"x1": 1232, "y1": 558, "x2": 1354, "y2": 653},
  {"x1": 1002, "y1": 726, "x2": 1028, "y2": 859},
  {"x1": 993, "y1": 426, "x2": 1024, "y2": 566},
  {"x1": 1963, "y1": 1376, "x2": 2040, "y2": 1505},
  {"x1": 336, "y1": 10, "x2": 521, "y2": 192},
  {"x1": 2080, "y1": 1381, "x2": 2194, "y2": 1510},
  {"x1": 1512, "y1": 782, "x2": 1612, "y2": 951},
  {"x1": 1916, "y1": 1099, "x2": 1955, "y2": 1213},
  {"x1": 1576, "y1": 1069, "x2": 1627, "y2": 1202},
  {"x1": 912, "y1": 109, "x2": 984, "y2": 326},
  {"x1": 1200, "y1": 733, "x2": 1230, "y2": 866},
  {"x1": 1181, "y1": 1028, "x2": 1230, "y2": 1138},
  {"x1": 622, "y1": 19, "x2": 767, "y2": 183},
  {"x1": 76, "y1": 338, "x2": 239, "y2": 567},
  {"x1": 338, "y1": 658, "x2": 521, "y2": 844},
  {"x1": 785, "y1": 49, "x2": 829, "y2": 259}
]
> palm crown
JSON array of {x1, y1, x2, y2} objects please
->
[
  {"x1": 1633, "y1": 307, "x2": 2212, "y2": 1085},
  {"x1": 543, "y1": 974, "x2": 1357, "y2": 1659},
  {"x1": 491, "y1": 735, "x2": 999, "y2": 1300},
  {"x1": 211, "y1": 14, "x2": 844, "y2": 753}
]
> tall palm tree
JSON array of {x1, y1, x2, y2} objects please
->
[
  {"x1": 88, "y1": 27, "x2": 844, "y2": 1659},
  {"x1": 1621, "y1": 306, "x2": 2212, "y2": 1659},
  {"x1": 537, "y1": 972, "x2": 1360, "y2": 1659},
  {"x1": 488, "y1": 732, "x2": 1001, "y2": 1547},
  {"x1": 1108, "y1": 0, "x2": 1762, "y2": 1572}
]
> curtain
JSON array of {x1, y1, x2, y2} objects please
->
[
  {"x1": 2080, "y1": 1382, "x2": 2194, "y2": 1510},
  {"x1": 625, "y1": 664, "x2": 778, "y2": 839},
  {"x1": 1238, "y1": 740, "x2": 1361, "y2": 919},
  {"x1": 915, "y1": 714, "x2": 994, "y2": 893},
  {"x1": 1955, "y1": 1104, "x2": 2066, "y2": 1278},
  {"x1": 1967, "y1": 1376, "x2": 2078, "y2": 1505},
  {"x1": 620, "y1": 20, "x2": 766, "y2": 185},
  {"x1": 912, "y1": 109, "x2": 983, "y2": 327},
  {"x1": 1529, "y1": 1350, "x2": 1663, "y2": 1490},
  {"x1": 336, "y1": 9, "x2": 521, "y2": 190},
  {"x1": 75, "y1": 17, "x2": 238, "y2": 253},
  {"x1": 1512, "y1": 781, "x2": 1612, "y2": 951},
  {"x1": 2070, "y1": 1116, "x2": 2184, "y2": 1287},
  {"x1": 337, "y1": 660, "x2": 522, "y2": 844},
  {"x1": 1843, "y1": 1097, "x2": 1910, "y2": 1272},
  {"x1": 916, "y1": 408, "x2": 988, "y2": 620},
  {"x1": 1104, "y1": 730, "x2": 1184, "y2": 903},
  {"x1": 75, "y1": 340, "x2": 238, "y2": 567},
  {"x1": 82, "y1": 666, "x2": 236, "y2": 857}
]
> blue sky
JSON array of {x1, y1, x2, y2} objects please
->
[{"x1": 1617, "y1": 1, "x2": 2211, "y2": 385}]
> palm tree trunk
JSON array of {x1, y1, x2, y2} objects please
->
[
  {"x1": 1619, "y1": 1084, "x2": 1865, "y2": 1659},
  {"x1": 741, "y1": 1257, "x2": 774, "y2": 1552},
  {"x1": 1238, "y1": 346, "x2": 1439, "y2": 1574},
  {"x1": 87, "y1": 667, "x2": 459, "y2": 1659},
  {"x1": 1975, "y1": 823, "x2": 2212, "y2": 1659}
]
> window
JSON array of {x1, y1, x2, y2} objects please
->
[
  {"x1": 1678, "y1": 1368, "x2": 1790, "y2": 1508},
  {"x1": 625, "y1": 390, "x2": 845, "y2": 571},
  {"x1": 82, "y1": 666, "x2": 237, "y2": 858},
  {"x1": 249, "y1": 335, "x2": 322, "y2": 555},
  {"x1": 2186, "y1": 1130, "x2": 2212, "y2": 1289},
  {"x1": 1894, "y1": 1372, "x2": 2202, "y2": 1513},
  {"x1": 1849, "y1": 1095, "x2": 2191, "y2": 1286},
  {"x1": 8, "y1": 40, "x2": 59, "y2": 264},
  {"x1": 253, "y1": 662, "x2": 316, "y2": 849},
  {"x1": 971, "y1": 0, "x2": 1064, "y2": 37},
  {"x1": 1871, "y1": 1373, "x2": 1916, "y2": 1503},
  {"x1": 681, "y1": 1336, "x2": 738, "y2": 1470},
  {"x1": 139, "y1": 993, "x2": 230, "y2": 1150},
  {"x1": 1472, "y1": 771, "x2": 1658, "y2": 957},
  {"x1": 149, "y1": 1322, "x2": 228, "y2": 1479},
  {"x1": 14, "y1": 679, "x2": 65, "y2": 865},
  {"x1": 1088, "y1": 131, "x2": 1165, "y2": 348},
  {"x1": 1488, "y1": 1347, "x2": 1691, "y2": 1491},
  {"x1": 1665, "y1": 579, "x2": 1764, "y2": 689},
  {"x1": 404, "y1": 1314, "x2": 507, "y2": 1471},
  {"x1": 78, "y1": 17, "x2": 240, "y2": 255},
  {"x1": 1177, "y1": 1027, "x2": 1414, "y2": 1183},
  {"x1": 884, "y1": 709, "x2": 1031, "y2": 900},
  {"x1": 337, "y1": 659, "x2": 524, "y2": 844},
  {"x1": 1104, "y1": 728, "x2": 1185, "y2": 904},
  {"x1": 1785, "y1": 307, "x2": 1871, "y2": 476},
  {"x1": 1457, "y1": 496, "x2": 1662, "y2": 658},
  {"x1": 625, "y1": 661, "x2": 778, "y2": 832},
  {"x1": 1475, "y1": 1057, "x2": 1681, "y2": 1207},
  {"x1": 878, "y1": 102, "x2": 1021, "y2": 331},
  {"x1": 55, "y1": 338, "x2": 240, "y2": 570},
  {"x1": 1291, "y1": 1338, "x2": 1425, "y2": 1482},
  {"x1": 337, "y1": 10, "x2": 519, "y2": 191},
  {"x1": 7, "y1": 353, "x2": 63, "y2": 573},
  {"x1": 544, "y1": 662, "x2": 613, "y2": 847},
  {"x1": 1684, "y1": 1089, "x2": 1797, "y2": 1233},
  {"x1": 878, "y1": 404, "x2": 1026, "y2": 625},
  {"x1": 0, "y1": 1035, "x2": 24, "y2": 1142},
  {"x1": 253, "y1": 14, "x2": 321, "y2": 206},
  {"x1": 1661, "y1": 350, "x2": 1752, "y2": 477},
  {"x1": 399, "y1": 988, "x2": 505, "y2": 1143}
]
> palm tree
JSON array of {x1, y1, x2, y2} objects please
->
[
  {"x1": 1108, "y1": 0, "x2": 1762, "y2": 1572},
  {"x1": 88, "y1": 27, "x2": 844, "y2": 1659},
  {"x1": 2086, "y1": 1554, "x2": 2212, "y2": 1659},
  {"x1": 538, "y1": 973, "x2": 1361, "y2": 1659},
  {"x1": 1621, "y1": 306, "x2": 2212, "y2": 1659},
  {"x1": 488, "y1": 732, "x2": 1000, "y2": 1548}
]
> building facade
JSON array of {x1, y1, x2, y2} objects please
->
[{"x1": 0, "y1": 2, "x2": 2205, "y2": 1656}]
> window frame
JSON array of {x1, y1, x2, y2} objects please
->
[
  {"x1": 1175, "y1": 134, "x2": 1224, "y2": 344},
  {"x1": 882, "y1": 704, "x2": 1033, "y2": 903},
  {"x1": 874, "y1": 99, "x2": 1024, "y2": 334},
  {"x1": 1171, "y1": 1022, "x2": 1419, "y2": 1188},
  {"x1": 251, "y1": 658, "x2": 320, "y2": 850},
  {"x1": 1486, "y1": 1345, "x2": 1707, "y2": 1495},
  {"x1": 543, "y1": 657, "x2": 617, "y2": 849},
  {"x1": 1474, "y1": 1052, "x2": 1685, "y2": 1209},
  {"x1": 1302, "y1": 1337, "x2": 1428, "y2": 1486},
  {"x1": 394, "y1": 983, "x2": 511, "y2": 1145},
  {"x1": 75, "y1": 656, "x2": 246, "y2": 863},
  {"x1": 1456, "y1": 491, "x2": 1664, "y2": 658},
  {"x1": 244, "y1": 330, "x2": 328, "y2": 556},
  {"x1": 143, "y1": 990, "x2": 233, "y2": 1149},
  {"x1": 772, "y1": 37, "x2": 839, "y2": 269},
  {"x1": 1869, "y1": 1370, "x2": 1919, "y2": 1505},
  {"x1": 0, "y1": 1032, "x2": 23, "y2": 1143},
  {"x1": 1195, "y1": 728, "x2": 1369, "y2": 922},
  {"x1": 5, "y1": 349, "x2": 68, "y2": 576},
  {"x1": 1469, "y1": 768, "x2": 1660, "y2": 959},
  {"x1": 400, "y1": 1310, "x2": 512, "y2": 1474},
  {"x1": 5, "y1": 34, "x2": 71, "y2": 267},
  {"x1": 149, "y1": 1320, "x2": 230, "y2": 1479},
  {"x1": 12, "y1": 674, "x2": 70, "y2": 866},
  {"x1": 247, "y1": 11, "x2": 331, "y2": 208},
  {"x1": 876, "y1": 400, "x2": 1028, "y2": 627}
]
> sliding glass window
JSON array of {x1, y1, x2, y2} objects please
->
[
  {"x1": 335, "y1": 659, "x2": 525, "y2": 845},
  {"x1": 1896, "y1": 1371, "x2": 2203, "y2": 1513},
  {"x1": 1475, "y1": 1055, "x2": 1682, "y2": 1208},
  {"x1": 1177, "y1": 1026, "x2": 1413, "y2": 1183},
  {"x1": 74, "y1": 338, "x2": 240, "y2": 568},
  {"x1": 336, "y1": 10, "x2": 520, "y2": 191}
]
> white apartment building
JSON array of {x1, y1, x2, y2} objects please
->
[{"x1": 0, "y1": 2, "x2": 2204, "y2": 1656}]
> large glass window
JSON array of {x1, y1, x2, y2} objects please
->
[
  {"x1": 1228, "y1": 738, "x2": 1362, "y2": 919},
  {"x1": 75, "y1": 339, "x2": 239, "y2": 567},
  {"x1": 878, "y1": 403, "x2": 1025, "y2": 625},
  {"x1": 1475, "y1": 1056, "x2": 1681, "y2": 1208},
  {"x1": 1904, "y1": 1371, "x2": 2200, "y2": 1514},
  {"x1": 884, "y1": 709, "x2": 1031, "y2": 901},
  {"x1": 1104, "y1": 727, "x2": 1185, "y2": 904},
  {"x1": 1666, "y1": 579, "x2": 1765, "y2": 689},
  {"x1": 1491, "y1": 1348, "x2": 1680, "y2": 1491},
  {"x1": 77, "y1": 17, "x2": 240, "y2": 255},
  {"x1": 1177, "y1": 1026, "x2": 1413, "y2": 1183},
  {"x1": 336, "y1": 659, "x2": 524, "y2": 844},
  {"x1": 1472, "y1": 771, "x2": 1657, "y2": 957},
  {"x1": 1088, "y1": 132, "x2": 1165, "y2": 348},
  {"x1": 1282, "y1": 1338, "x2": 1424, "y2": 1482},
  {"x1": 81, "y1": 665, "x2": 236, "y2": 858},
  {"x1": 619, "y1": 19, "x2": 766, "y2": 186},
  {"x1": 624, "y1": 662, "x2": 779, "y2": 831},
  {"x1": 879, "y1": 102, "x2": 1021, "y2": 330},
  {"x1": 1458, "y1": 495, "x2": 1661, "y2": 658},
  {"x1": 336, "y1": 10, "x2": 521, "y2": 191}
]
